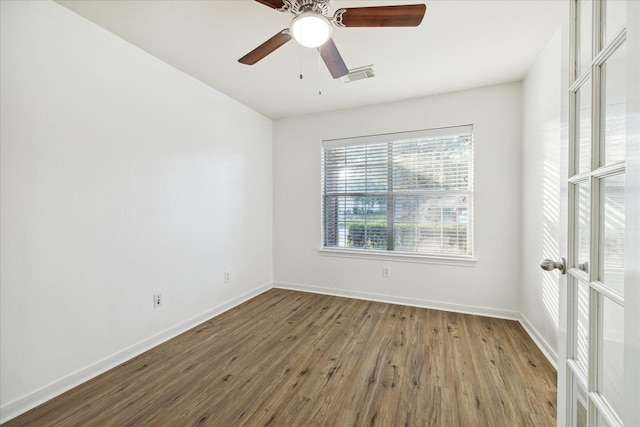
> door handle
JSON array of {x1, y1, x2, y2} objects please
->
[
  {"x1": 540, "y1": 257, "x2": 566, "y2": 274},
  {"x1": 578, "y1": 261, "x2": 589, "y2": 273}
]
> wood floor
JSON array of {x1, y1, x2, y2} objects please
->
[{"x1": 4, "y1": 289, "x2": 557, "y2": 426}]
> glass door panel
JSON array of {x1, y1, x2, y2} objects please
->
[
  {"x1": 602, "y1": 43, "x2": 626, "y2": 166},
  {"x1": 577, "y1": 181, "x2": 591, "y2": 272},
  {"x1": 574, "y1": 280, "x2": 591, "y2": 374},
  {"x1": 573, "y1": 378, "x2": 589, "y2": 427},
  {"x1": 600, "y1": 296, "x2": 624, "y2": 417},
  {"x1": 600, "y1": 173, "x2": 625, "y2": 293},
  {"x1": 577, "y1": 81, "x2": 593, "y2": 174},
  {"x1": 579, "y1": 0, "x2": 593, "y2": 76},
  {"x1": 604, "y1": 0, "x2": 625, "y2": 45}
]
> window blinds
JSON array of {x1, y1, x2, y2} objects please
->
[{"x1": 322, "y1": 125, "x2": 473, "y2": 257}]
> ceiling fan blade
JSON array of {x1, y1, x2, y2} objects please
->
[
  {"x1": 254, "y1": 0, "x2": 286, "y2": 10},
  {"x1": 239, "y1": 30, "x2": 292, "y2": 65},
  {"x1": 318, "y1": 39, "x2": 349, "y2": 79},
  {"x1": 335, "y1": 4, "x2": 426, "y2": 27}
]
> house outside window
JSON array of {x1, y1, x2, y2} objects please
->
[{"x1": 322, "y1": 125, "x2": 473, "y2": 259}]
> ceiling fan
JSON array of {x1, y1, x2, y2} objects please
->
[{"x1": 238, "y1": 0, "x2": 426, "y2": 79}]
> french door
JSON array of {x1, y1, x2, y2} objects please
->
[{"x1": 560, "y1": 1, "x2": 639, "y2": 426}]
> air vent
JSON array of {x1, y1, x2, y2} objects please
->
[{"x1": 341, "y1": 65, "x2": 375, "y2": 83}]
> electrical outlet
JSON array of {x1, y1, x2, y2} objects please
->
[
  {"x1": 383, "y1": 266, "x2": 391, "y2": 277},
  {"x1": 153, "y1": 294, "x2": 162, "y2": 308},
  {"x1": 224, "y1": 272, "x2": 230, "y2": 283}
]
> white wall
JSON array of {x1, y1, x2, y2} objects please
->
[
  {"x1": 273, "y1": 83, "x2": 523, "y2": 318},
  {"x1": 0, "y1": 1, "x2": 272, "y2": 421},
  {"x1": 520, "y1": 31, "x2": 563, "y2": 365}
]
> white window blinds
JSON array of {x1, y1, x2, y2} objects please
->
[{"x1": 322, "y1": 125, "x2": 473, "y2": 257}]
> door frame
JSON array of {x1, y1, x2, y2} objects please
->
[{"x1": 622, "y1": 2, "x2": 639, "y2": 426}]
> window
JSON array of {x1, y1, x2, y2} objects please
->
[{"x1": 322, "y1": 125, "x2": 473, "y2": 258}]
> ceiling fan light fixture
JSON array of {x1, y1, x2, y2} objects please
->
[{"x1": 290, "y1": 12, "x2": 332, "y2": 48}]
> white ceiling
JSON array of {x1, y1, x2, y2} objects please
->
[{"x1": 55, "y1": 0, "x2": 563, "y2": 120}]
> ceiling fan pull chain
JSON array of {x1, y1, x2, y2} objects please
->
[
  {"x1": 317, "y1": 51, "x2": 322, "y2": 95},
  {"x1": 299, "y1": 45, "x2": 304, "y2": 79}
]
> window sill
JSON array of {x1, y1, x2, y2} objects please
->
[{"x1": 318, "y1": 247, "x2": 477, "y2": 266}]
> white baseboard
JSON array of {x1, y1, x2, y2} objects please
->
[
  {"x1": 0, "y1": 281, "x2": 272, "y2": 424},
  {"x1": 275, "y1": 281, "x2": 521, "y2": 321},
  {"x1": 518, "y1": 314, "x2": 558, "y2": 369}
]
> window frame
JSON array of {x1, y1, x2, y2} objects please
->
[{"x1": 320, "y1": 125, "x2": 475, "y2": 263}]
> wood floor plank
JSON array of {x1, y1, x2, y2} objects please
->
[{"x1": 3, "y1": 289, "x2": 557, "y2": 427}]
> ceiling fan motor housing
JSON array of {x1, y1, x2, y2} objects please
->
[{"x1": 287, "y1": 0, "x2": 330, "y2": 16}]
